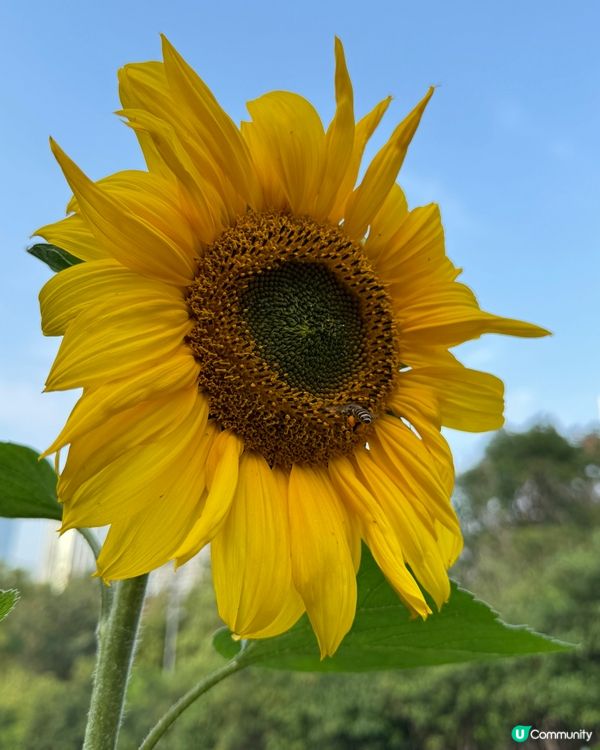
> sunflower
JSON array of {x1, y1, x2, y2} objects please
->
[{"x1": 36, "y1": 37, "x2": 548, "y2": 657}]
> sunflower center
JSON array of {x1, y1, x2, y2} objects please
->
[
  {"x1": 186, "y1": 211, "x2": 398, "y2": 467},
  {"x1": 240, "y1": 262, "x2": 362, "y2": 395}
]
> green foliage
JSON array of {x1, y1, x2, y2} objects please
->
[
  {"x1": 0, "y1": 568, "x2": 98, "y2": 680},
  {"x1": 0, "y1": 570, "x2": 98, "y2": 749},
  {"x1": 214, "y1": 548, "x2": 568, "y2": 672},
  {"x1": 0, "y1": 663, "x2": 91, "y2": 750},
  {"x1": 457, "y1": 425, "x2": 600, "y2": 528},
  {"x1": 0, "y1": 443, "x2": 61, "y2": 521},
  {"x1": 0, "y1": 590, "x2": 19, "y2": 623},
  {"x1": 26, "y1": 243, "x2": 82, "y2": 272}
]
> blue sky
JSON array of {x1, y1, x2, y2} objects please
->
[{"x1": 1, "y1": 2, "x2": 599, "y2": 568}]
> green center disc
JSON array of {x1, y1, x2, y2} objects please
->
[{"x1": 240, "y1": 262, "x2": 363, "y2": 396}]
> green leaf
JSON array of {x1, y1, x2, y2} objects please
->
[
  {"x1": 213, "y1": 548, "x2": 572, "y2": 672},
  {"x1": 213, "y1": 629, "x2": 244, "y2": 660},
  {"x1": 0, "y1": 443, "x2": 61, "y2": 521},
  {"x1": 27, "y1": 243, "x2": 82, "y2": 272},
  {"x1": 0, "y1": 589, "x2": 19, "y2": 622}
]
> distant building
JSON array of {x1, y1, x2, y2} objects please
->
[
  {"x1": 149, "y1": 550, "x2": 210, "y2": 672},
  {"x1": 0, "y1": 519, "x2": 17, "y2": 564},
  {"x1": 41, "y1": 526, "x2": 96, "y2": 590},
  {"x1": 40, "y1": 522, "x2": 209, "y2": 594},
  {"x1": 146, "y1": 549, "x2": 209, "y2": 598}
]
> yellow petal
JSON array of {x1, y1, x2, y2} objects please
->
[
  {"x1": 370, "y1": 415, "x2": 460, "y2": 536},
  {"x1": 245, "y1": 91, "x2": 325, "y2": 215},
  {"x1": 161, "y1": 35, "x2": 260, "y2": 208},
  {"x1": 399, "y1": 345, "x2": 461, "y2": 369},
  {"x1": 119, "y1": 107, "x2": 229, "y2": 237},
  {"x1": 121, "y1": 61, "x2": 239, "y2": 218},
  {"x1": 119, "y1": 57, "x2": 232, "y2": 218},
  {"x1": 397, "y1": 280, "x2": 551, "y2": 346},
  {"x1": 329, "y1": 456, "x2": 430, "y2": 617},
  {"x1": 95, "y1": 401, "x2": 210, "y2": 579},
  {"x1": 174, "y1": 429, "x2": 245, "y2": 565},
  {"x1": 243, "y1": 587, "x2": 305, "y2": 639},
  {"x1": 34, "y1": 213, "x2": 108, "y2": 262},
  {"x1": 435, "y1": 521, "x2": 463, "y2": 569},
  {"x1": 363, "y1": 183, "x2": 409, "y2": 262},
  {"x1": 230, "y1": 465, "x2": 305, "y2": 639},
  {"x1": 118, "y1": 61, "x2": 175, "y2": 179},
  {"x1": 65, "y1": 170, "x2": 199, "y2": 264},
  {"x1": 329, "y1": 96, "x2": 391, "y2": 222},
  {"x1": 399, "y1": 365, "x2": 505, "y2": 432},
  {"x1": 119, "y1": 61, "x2": 172, "y2": 122},
  {"x1": 240, "y1": 118, "x2": 286, "y2": 211},
  {"x1": 343, "y1": 88, "x2": 434, "y2": 239},
  {"x1": 39, "y1": 258, "x2": 174, "y2": 337},
  {"x1": 313, "y1": 38, "x2": 355, "y2": 220},
  {"x1": 127, "y1": 109, "x2": 242, "y2": 222},
  {"x1": 354, "y1": 447, "x2": 451, "y2": 609},
  {"x1": 42, "y1": 349, "x2": 199, "y2": 457},
  {"x1": 288, "y1": 464, "x2": 357, "y2": 658},
  {"x1": 45, "y1": 287, "x2": 191, "y2": 391},
  {"x1": 385, "y1": 374, "x2": 455, "y2": 493},
  {"x1": 369, "y1": 203, "x2": 457, "y2": 289},
  {"x1": 60, "y1": 390, "x2": 206, "y2": 528},
  {"x1": 58, "y1": 388, "x2": 201, "y2": 498},
  {"x1": 49, "y1": 139, "x2": 196, "y2": 285},
  {"x1": 212, "y1": 454, "x2": 299, "y2": 636},
  {"x1": 410, "y1": 414, "x2": 454, "y2": 495}
]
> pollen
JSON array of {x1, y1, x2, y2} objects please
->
[{"x1": 186, "y1": 211, "x2": 398, "y2": 467}]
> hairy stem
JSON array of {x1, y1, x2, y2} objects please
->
[
  {"x1": 83, "y1": 574, "x2": 149, "y2": 750},
  {"x1": 139, "y1": 658, "x2": 246, "y2": 749}
]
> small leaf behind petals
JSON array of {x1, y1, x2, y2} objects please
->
[{"x1": 27, "y1": 243, "x2": 83, "y2": 273}]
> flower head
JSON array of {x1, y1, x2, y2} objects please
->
[{"x1": 37, "y1": 37, "x2": 548, "y2": 656}]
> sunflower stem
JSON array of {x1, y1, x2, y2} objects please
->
[
  {"x1": 138, "y1": 658, "x2": 246, "y2": 749},
  {"x1": 83, "y1": 574, "x2": 149, "y2": 750}
]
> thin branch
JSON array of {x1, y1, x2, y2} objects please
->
[
  {"x1": 138, "y1": 659, "x2": 247, "y2": 750},
  {"x1": 77, "y1": 527, "x2": 102, "y2": 559}
]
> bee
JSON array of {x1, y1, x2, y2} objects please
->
[{"x1": 337, "y1": 402, "x2": 374, "y2": 429}]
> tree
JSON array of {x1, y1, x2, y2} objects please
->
[{"x1": 456, "y1": 425, "x2": 600, "y2": 529}]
